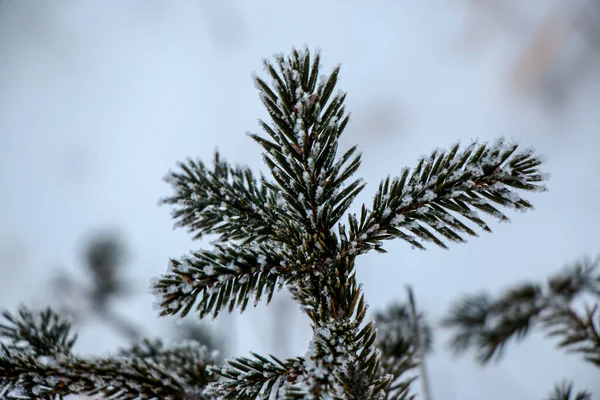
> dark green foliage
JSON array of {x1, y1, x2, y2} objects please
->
[
  {"x1": 161, "y1": 154, "x2": 286, "y2": 245},
  {"x1": 344, "y1": 140, "x2": 547, "y2": 254},
  {"x1": 152, "y1": 243, "x2": 292, "y2": 320},
  {"x1": 249, "y1": 51, "x2": 364, "y2": 235},
  {"x1": 0, "y1": 308, "x2": 217, "y2": 400},
  {"x1": 52, "y1": 230, "x2": 222, "y2": 352},
  {"x1": 153, "y1": 47, "x2": 545, "y2": 398},
  {"x1": 0, "y1": 307, "x2": 77, "y2": 357},
  {"x1": 205, "y1": 353, "x2": 307, "y2": 399},
  {"x1": 2, "y1": 47, "x2": 548, "y2": 399},
  {"x1": 119, "y1": 338, "x2": 216, "y2": 389},
  {"x1": 2, "y1": 351, "x2": 185, "y2": 399}
]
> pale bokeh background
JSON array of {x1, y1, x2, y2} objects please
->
[{"x1": 1, "y1": 1, "x2": 599, "y2": 399}]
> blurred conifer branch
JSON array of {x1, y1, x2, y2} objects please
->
[
  {"x1": 546, "y1": 380, "x2": 591, "y2": 400},
  {"x1": 443, "y1": 256, "x2": 600, "y2": 398},
  {"x1": 0, "y1": 308, "x2": 217, "y2": 399}
]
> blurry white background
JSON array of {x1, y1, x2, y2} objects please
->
[{"x1": 1, "y1": 1, "x2": 599, "y2": 399}]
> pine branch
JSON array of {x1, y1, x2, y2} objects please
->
[
  {"x1": 4, "y1": 45, "x2": 553, "y2": 400},
  {"x1": 0, "y1": 307, "x2": 219, "y2": 399},
  {"x1": 546, "y1": 381, "x2": 591, "y2": 400},
  {"x1": 1, "y1": 349, "x2": 185, "y2": 399},
  {"x1": 119, "y1": 338, "x2": 217, "y2": 388},
  {"x1": 151, "y1": 243, "x2": 303, "y2": 320},
  {"x1": 152, "y1": 46, "x2": 549, "y2": 400},
  {"x1": 0, "y1": 307, "x2": 76, "y2": 357},
  {"x1": 374, "y1": 301, "x2": 432, "y2": 400},
  {"x1": 250, "y1": 48, "x2": 364, "y2": 235},
  {"x1": 344, "y1": 140, "x2": 547, "y2": 253},
  {"x1": 443, "y1": 256, "x2": 600, "y2": 365},
  {"x1": 205, "y1": 353, "x2": 306, "y2": 399},
  {"x1": 1, "y1": 345, "x2": 217, "y2": 400},
  {"x1": 442, "y1": 286, "x2": 542, "y2": 363},
  {"x1": 304, "y1": 316, "x2": 391, "y2": 399},
  {"x1": 155, "y1": 49, "x2": 392, "y2": 399},
  {"x1": 374, "y1": 303, "x2": 433, "y2": 355},
  {"x1": 297, "y1": 276, "x2": 392, "y2": 400},
  {"x1": 162, "y1": 153, "x2": 287, "y2": 245},
  {"x1": 542, "y1": 302, "x2": 600, "y2": 367}
]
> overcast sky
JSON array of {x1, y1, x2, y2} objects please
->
[{"x1": 1, "y1": 1, "x2": 599, "y2": 399}]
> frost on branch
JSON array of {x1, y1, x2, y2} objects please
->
[
  {"x1": 160, "y1": 153, "x2": 288, "y2": 245},
  {"x1": 119, "y1": 338, "x2": 218, "y2": 389},
  {"x1": 0, "y1": 307, "x2": 77, "y2": 357},
  {"x1": 151, "y1": 243, "x2": 299, "y2": 320},
  {"x1": 249, "y1": 47, "x2": 364, "y2": 234},
  {"x1": 0, "y1": 308, "x2": 219, "y2": 399},
  {"x1": 150, "y1": 46, "x2": 547, "y2": 399},
  {"x1": 204, "y1": 354, "x2": 306, "y2": 399},
  {"x1": 342, "y1": 139, "x2": 549, "y2": 254},
  {"x1": 1, "y1": 47, "x2": 549, "y2": 400}
]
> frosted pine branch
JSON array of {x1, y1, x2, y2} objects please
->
[
  {"x1": 300, "y1": 298, "x2": 392, "y2": 399},
  {"x1": 0, "y1": 308, "x2": 219, "y2": 399},
  {"x1": 1, "y1": 351, "x2": 183, "y2": 399},
  {"x1": 0, "y1": 307, "x2": 77, "y2": 357},
  {"x1": 119, "y1": 338, "x2": 218, "y2": 388},
  {"x1": 250, "y1": 48, "x2": 364, "y2": 234},
  {"x1": 3, "y1": 47, "x2": 550, "y2": 400},
  {"x1": 344, "y1": 139, "x2": 548, "y2": 253},
  {"x1": 151, "y1": 243, "x2": 305, "y2": 320},
  {"x1": 161, "y1": 152, "x2": 288, "y2": 245},
  {"x1": 205, "y1": 354, "x2": 306, "y2": 399},
  {"x1": 373, "y1": 301, "x2": 433, "y2": 400},
  {"x1": 153, "y1": 47, "x2": 547, "y2": 399}
]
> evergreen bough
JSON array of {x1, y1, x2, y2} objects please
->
[
  {"x1": 1, "y1": 47, "x2": 548, "y2": 399},
  {"x1": 444, "y1": 256, "x2": 600, "y2": 399}
]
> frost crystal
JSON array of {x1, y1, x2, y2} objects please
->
[
  {"x1": 391, "y1": 214, "x2": 406, "y2": 225},
  {"x1": 302, "y1": 171, "x2": 311, "y2": 186},
  {"x1": 422, "y1": 190, "x2": 436, "y2": 201},
  {"x1": 400, "y1": 195, "x2": 414, "y2": 207}
]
